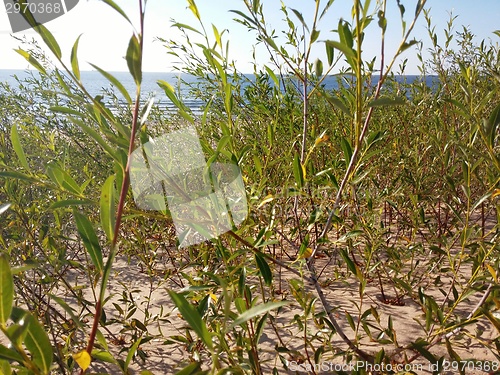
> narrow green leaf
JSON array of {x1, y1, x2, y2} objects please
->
[
  {"x1": 293, "y1": 153, "x2": 304, "y2": 189},
  {"x1": 0, "y1": 171, "x2": 38, "y2": 183},
  {"x1": 311, "y1": 29, "x2": 320, "y2": 43},
  {"x1": 10, "y1": 124, "x2": 29, "y2": 171},
  {"x1": 340, "y1": 249, "x2": 357, "y2": 276},
  {"x1": 400, "y1": 39, "x2": 419, "y2": 53},
  {"x1": 255, "y1": 254, "x2": 272, "y2": 286},
  {"x1": 368, "y1": 96, "x2": 406, "y2": 107},
  {"x1": 23, "y1": 312, "x2": 53, "y2": 374},
  {"x1": 483, "y1": 309, "x2": 500, "y2": 333},
  {"x1": 46, "y1": 164, "x2": 82, "y2": 195},
  {"x1": 175, "y1": 362, "x2": 202, "y2": 375},
  {"x1": 415, "y1": 0, "x2": 423, "y2": 16},
  {"x1": 126, "y1": 35, "x2": 142, "y2": 85},
  {"x1": 314, "y1": 58, "x2": 323, "y2": 77},
  {"x1": 263, "y1": 37, "x2": 279, "y2": 53},
  {"x1": 255, "y1": 313, "x2": 268, "y2": 343},
  {"x1": 50, "y1": 106, "x2": 85, "y2": 117},
  {"x1": 264, "y1": 66, "x2": 279, "y2": 88},
  {"x1": 0, "y1": 255, "x2": 13, "y2": 326},
  {"x1": 0, "y1": 344, "x2": 24, "y2": 363},
  {"x1": 229, "y1": 10, "x2": 258, "y2": 27},
  {"x1": 325, "y1": 42, "x2": 334, "y2": 66},
  {"x1": 68, "y1": 117, "x2": 120, "y2": 161},
  {"x1": 14, "y1": 49, "x2": 46, "y2": 75},
  {"x1": 212, "y1": 24, "x2": 222, "y2": 49},
  {"x1": 48, "y1": 295, "x2": 83, "y2": 329},
  {"x1": 124, "y1": 337, "x2": 142, "y2": 371},
  {"x1": 338, "y1": 20, "x2": 353, "y2": 49},
  {"x1": 158, "y1": 80, "x2": 194, "y2": 123},
  {"x1": 485, "y1": 101, "x2": 500, "y2": 148},
  {"x1": 325, "y1": 40, "x2": 356, "y2": 60},
  {"x1": 0, "y1": 359, "x2": 11, "y2": 374},
  {"x1": 71, "y1": 35, "x2": 83, "y2": 81},
  {"x1": 89, "y1": 63, "x2": 132, "y2": 105},
  {"x1": 340, "y1": 137, "x2": 353, "y2": 168},
  {"x1": 168, "y1": 291, "x2": 213, "y2": 350},
  {"x1": 91, "y1": 350, "x2": 118, "y2": 365},
  {"x1": 322, "y1": 91, "x2": 350, "y2": 115},
  {"x1": 101, "y1": 0, "x2": 132, "y2": 25},
  {"x1": 410, "y1": 339, "x2": 436, "y2": 363},
  {"x1": 34, "y1": 24, "x2": 62, "y2": 59},
  {"x1": 230, "y1": 301, "x2": 288, "y2": 329},
  {"x1": 291, "y1": 9, "x2": 309, "y2": 32},
  {"x1": 50, "y1": 199, "x2": 94, "y2": 209},
  {"x1": 171, "y1": 22, "x2": 202, "y2": 35},
  {"x1": 140, "y1": 97, "x2": 155, "y2": 126},
  {"x1": 73, "y1": 211, "x2": 104, "y2": 274},
  {"x1": 345, "y1": 311, "x2": 356, "y2": 330},
  {"x1": 252, "y1": 0, "x2": 260, "y2": 13},
  {"x1": 100, "y1": 175, "x2": 116, "y2": 243}
]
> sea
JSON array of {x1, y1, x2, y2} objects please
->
[{"x1": 0, "y1": 69, "x2": 437, "y2": 114}]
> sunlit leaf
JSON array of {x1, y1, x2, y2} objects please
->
[
  {"x1": 124, "y1": 337, "x2": 142, "y2": 371},
  {"x1": 0, "y1": 255, "x2": 13, "y2": 326},
  {"x1": 0, "y1": 203, "x2": 11, "y2": 216},
  {"x1": 187, "y1": 0, "x2": 201, "y2": 20},
  {"x1": 71, "y1": 35, "x2": 82, "y2": 81},
  {"x1": 10, "y1": 124, "x2": 30, "y2": 171},
  {"x1": 73, "y1": 350, "x2": 91, "y2": 371},
  {"x1": 34, "y1": 24, "x2": 62, "y2": 59},
  {"x1": 14, "y1": 49, "x2": 46, "y2": 75},
  {"x1": 100, "y1": 175, "x2": 116, "y2": 243},
  {"x1": 126, "y1": 35, "x2": 142, "y2": 86}
]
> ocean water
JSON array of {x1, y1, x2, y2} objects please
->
[{"x1": 0, "y1": 69, "x2": 437, "y2": 114}]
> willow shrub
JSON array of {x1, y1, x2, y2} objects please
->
[{"x1": 0, "y1": 0, "x2": 499, "y2": 374}]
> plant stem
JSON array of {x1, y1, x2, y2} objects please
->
[{"x1": 81, "y1": 2, "x2": 145, "y2": 372}]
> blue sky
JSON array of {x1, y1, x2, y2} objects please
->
[{"x1": 0, "y1": 0, "x2": 498, "y2": 74}]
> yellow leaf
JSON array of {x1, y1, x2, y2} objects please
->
[
  {"x1": 314, "y1": 134, "x2": 329, "y2": 146},
  {"x1": 209, "y1": 293, "x2": 218, "y2": 302},
  {"x1": 73, "y1": 350, "x2": 91, "y2": 371},
  {"x1": 298, "y1": 247, "x2": 313, "y2": 259},
  {"x1": 486, "y1": 264, "x2": 497, "y2": 282},
  {"x1": 493, "y1": 189, "x2": 500, "y2": 199},
  {"x1": 493, "y1": 297, "x2": 500, "y2": 310},
  {"x1": 257, "y1": 194, "x2": 274, "y2": 209}
]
